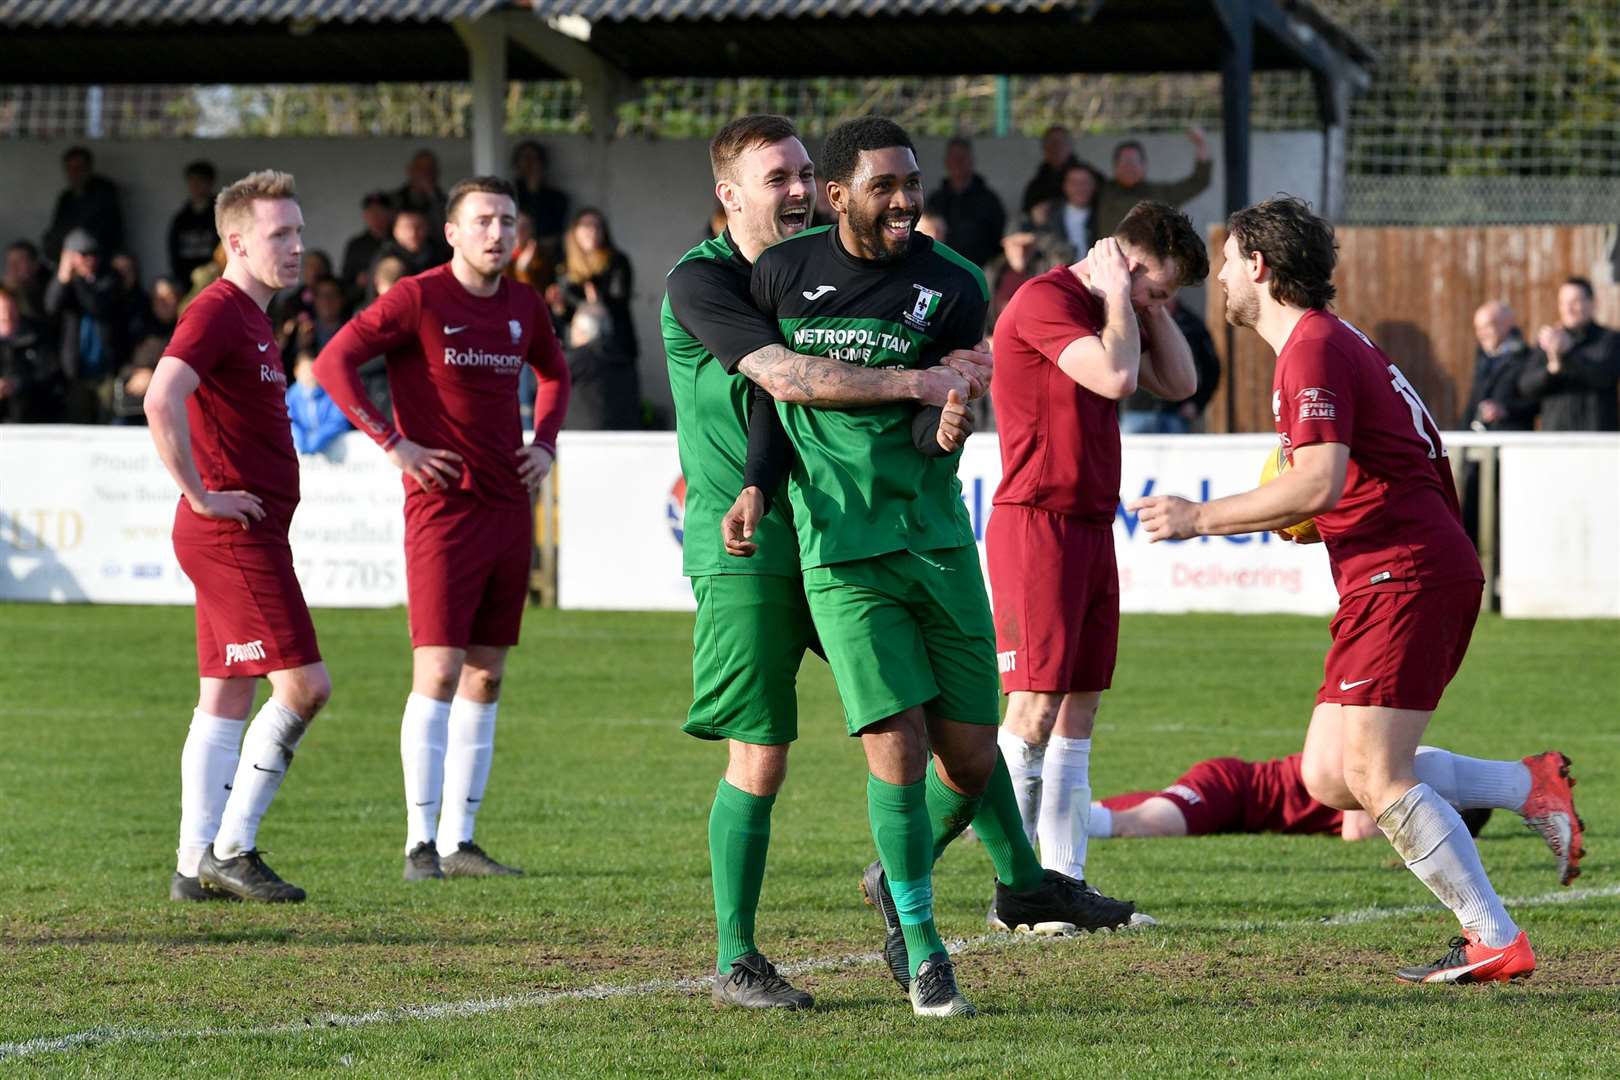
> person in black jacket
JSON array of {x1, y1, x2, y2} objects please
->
[
  {"x1": 1118, "y1": 297, "x2": 1221, "y2": 433},
  {"x1": 0, "y1": 286, "x2": 60, "y2": 422},
  {"x1": 923, "y1": 138, "x2": 1006, "y2": 268},
  {"x1": 42, "y1": 147, "x2": 124, "y2": 263},
  {"x1": 1020, "y1": 126, "x2": 1081, "y2": 214},
  {"x1": 45, "y1": 229, "x2": 133, "y2": 422},
  {"x1": 1519, "y1": 277, "x2": 1620, "y2": 431},
  {"x1": 167, "y1": 160, "x2": 218, "y2": 284},
  {"x1": 1464, "y1": 301, "x2": 1538, "y2": 432},
  {"x1": 511, "y1": 140, "x2": 570, "y2": 256},
  {"x1": 338, "y1": 191, "x2": 395, "y2": 302},
  {"x1": 550, "y1": 207, "x2": 637, "y2": 361}
]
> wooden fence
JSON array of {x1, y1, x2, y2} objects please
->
[{"x1": 1203, "y1": 224, "x2": 1620, "y2": 433}]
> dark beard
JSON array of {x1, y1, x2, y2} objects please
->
[{"x1": 848, "y1": 204, "x2": 915, "y2": 263}]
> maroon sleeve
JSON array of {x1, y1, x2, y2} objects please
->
[
  {"x1": 1277, "y1": 336, "x2": 1355, "y2": 451},
  {"x1": 162, "y1": 293, "x2": 226, "y2": 378},
  {"x1": 526, "y1": 307, "x2": 571, "y2": 455},
  {"x1": 312, "y1": 280, "x2": 421, "y2": 450},
  {"x1": 1017, "y1": 280, "x2": 1102, "y2": 364}
]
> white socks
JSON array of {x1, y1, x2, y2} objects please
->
[
  {"x1": 177, "y1": 709, "x2": 246, "y2": 876},
  {"x1": 438, "y1": 697, "x2": 498, "y2": 851},
  {"x1": 1377, "y1": 783, "x2": 1519, "y2": 948},
  {"x1": 1087, "y1": 804, "x2": 1114, "y2": 839},
  {"x1": 1412, "y1": 746, "x2": 1532, "y2": 811},
  {"x1": 1037, "y1": 736, "x2": 1092, "y2": 880},
  {"x1": 997, "y1": 727, "x2": 1044, "y2": 846},
  {"x1": 214, "y1": 698, "x2": 309, "y2": 859},
  {"x1": 401, "y1": 694, "x2": 451, "y2": 851}
]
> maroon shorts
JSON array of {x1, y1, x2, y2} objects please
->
[
  {"x1": 174, "y1": 539, "x2": 322, "y2": 679},
  {"x1": 1155, "y1": 757, "x2": 1251, "y2": 835},
  {"x1": 986, "y1": 505, "x2": 1118, "y2": 694},
  {"x1": 405, "y1": 496, "x2": 532, "y2": 649},
  {"x1": 1316, "y1": 580, "x2": 1481, "y2": 711}
]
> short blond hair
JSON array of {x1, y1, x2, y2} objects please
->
[{"x1": 214, "y1": 169, "x2": 298, "y2": 239}]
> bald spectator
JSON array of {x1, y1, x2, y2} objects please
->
[
  {"x1": 340, "y1": 191, "x2": 396, "y2": 300},
  {"x1": 512, "y1": 140, "x2": 570, "y2": 255},
  {"x1": 1464, "y1": 301, "x2": 1538, "y2": 432},
  {"x1": 1095, "y1": 128, "x2": 1213, "y2": 237},
  {"x1": 167, "y1": 160, "x2": 218, "y2": 284},
  {"x1": 42, "y1": 147, "x2": 124, "y2": 263},
  {"x1": 1021, "y1": 125, "x2": 1082, "y2": 213},
  {"x1": 1519, "y1": 278, "x2": 1620, "y2": 431},
  {"x1": 924, "y1": 138, "x2": 1006, "y2": 268}
]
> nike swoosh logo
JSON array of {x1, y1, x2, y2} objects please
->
[
  {"x1": 1338, "y1": 678, "x2": 1374, "y2": 691},
  {"x1": 1428, "y1": 952, "x2": 1504, "y2": 982},
  {"x1": 256, "y1": 342, "x2": 270, "y2": 352},
  {"x1": 444, "y1": 324, "x2": 468, "y2": 335},
  {"x1": 223, "y1": 784, "x2": 232, "y2": 791},
  {"x1": 413, "y1": 800, "x2": 436, "y2": 807},
  {"x1": 801, "y1": 285, "x2": 836, "y2": 301},
  {"x1": 251, "y1": 764, "x2": 284, "y2": 775}
]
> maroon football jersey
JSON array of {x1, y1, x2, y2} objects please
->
[
  {"x1": 1273, "y1": 310, "x2": 1482, "y2": 599},
  {"x1": 163, "y1": 278, "x2": 299, "y2": 544},
  {"x1": 1244, "y1": 753, "x2": 1345, "y2": 835},
  {"x1": 991, "y1": 267, "x2": 1124, "y2": 526},
  {"x1": 315, "y1": 264, "x2": 569, "y2": 507}
]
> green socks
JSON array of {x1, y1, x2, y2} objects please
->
[
  {"x1": 969, "y1": 754, "x2": 1047, "y2": 893},
  {"x1": 867, "y1": 773, "x2": 946, "y2": 978},
  {"x1": 925, "y1": 758, "x2": 983, "y2": 863},
  {"x1": 709, "y1": 779, "x2": 775, "y2": 974}
]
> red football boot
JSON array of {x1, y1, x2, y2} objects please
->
[
  {"x1": 1520, "y1": 751, "x2": 1585, "y2": 886},
  {"x1": 1396, "y1": 930, "x2": 1535, "y2": 984}
]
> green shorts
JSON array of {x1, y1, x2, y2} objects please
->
[
  {"x1": 802, "y1": 544, "x2": 1001, "y2": 735},
  {"x1": 683, "y1": 573, "x2": 816, "y2": 746}
]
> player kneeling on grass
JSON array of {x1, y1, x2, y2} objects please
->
[
  {"x1": 1091, "y1": 748, "x2": 1578, "y2": 874},
  {"x1": 1129, "y1": 196, "x2": 1584, "y2": 984},
  {"x1": 315, "y1": 177, "x2": 571, "y2": 882},
  {"x1": 146, "y1": 170, "x2": 332, "y2": 903}
]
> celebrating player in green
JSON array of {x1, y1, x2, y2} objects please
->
[
  {"x1": 744, "y1": 117, "x2": 1133, "y2": 1018},
  {"x1": 663, "y1": 115, "x2": 989, "y2": 1011}
]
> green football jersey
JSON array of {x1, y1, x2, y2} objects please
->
[
  {"x1": 663, "y1": 231, "x2": 799, "y2": 578},
  {"x1": 750, "y1": 226, "x2": 990, "y2": 569}
]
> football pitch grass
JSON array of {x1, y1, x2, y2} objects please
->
[{"x1": 1, "y1": 604, "x2": 1615, "y2": 1077}]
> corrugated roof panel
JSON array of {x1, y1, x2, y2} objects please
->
[
  {"x1": 0, "y1": 0, "x2": 511, "y2": 26},
  {"x1": 526, "y1": 0, "x2": 1073, "y2": 17}
]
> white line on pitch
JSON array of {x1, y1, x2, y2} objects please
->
[
  {"x1": 4, "y1": 883, "x2": 1612, "y2": 1063},
  {"x1": 1314, "y1": 881, "x2": 1620, "y2": 926}
]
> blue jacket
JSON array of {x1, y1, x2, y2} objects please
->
[{"x1": 286, "y1": 381, "x2": 353, "y2": 455}]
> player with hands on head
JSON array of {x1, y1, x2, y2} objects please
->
[
  {"x1": 145, "y1": 170, "x2": 332, "y2": 904},
  {"x1": 986, "y1": 200, "x2": 1208, "y2": 935},
  {"x1": 315, "y1": 176, "x2": 570, "y2": 883},
  {"x1": 1128, "y1": 196, "x2": 1582, "y2": 984}
]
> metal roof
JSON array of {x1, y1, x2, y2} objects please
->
[
  {"x1": 0, "y1": 0, "x2": 1370, "y2": 85},
  {"x1": 0, "y1": 1, "x2": 510, "y2": 26}
]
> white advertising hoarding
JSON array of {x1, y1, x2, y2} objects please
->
[
  {"x1": 556, "y1": 431, "x2": 1340, "y2": 615},
  {"x1": 0, "y1": 426, "x2": 406, "y2": 607},
  {"x1": 1497, "y1": 436, "x2": 1620, "y2": 618}
]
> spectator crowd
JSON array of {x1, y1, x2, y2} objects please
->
[
  {"x1": 1, "y1": 142, "x2": 645, "y2": 443},
  {"x1": 5, "y1": 132, "x2": 1618, "y2": 444}
]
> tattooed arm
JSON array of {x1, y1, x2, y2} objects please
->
[{"x1": 737, "y1": 343, "x2": 983, "y2": 408}]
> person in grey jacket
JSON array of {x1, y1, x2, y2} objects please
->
[{"x1": 1518, "y1": 278, "x2": 1620, "y2": 432}]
